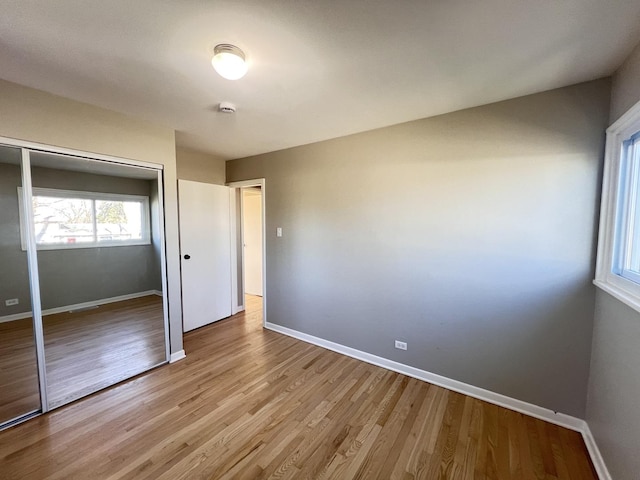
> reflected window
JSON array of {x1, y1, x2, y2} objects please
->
[{"x1": 19, "y1": 187, "x2": 150, "y2": 249}]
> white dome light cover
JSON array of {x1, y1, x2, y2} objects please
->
[{"x1": 212, "y1": 44, "x2": 248, "y2": 80}]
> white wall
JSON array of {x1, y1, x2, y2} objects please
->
[{"x1": 0, "y1": 79, "x2": 183, "y2": 354}]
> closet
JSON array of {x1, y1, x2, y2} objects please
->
[{"x1": 0, "y1": 142, "x2": 170, "y2": 427}]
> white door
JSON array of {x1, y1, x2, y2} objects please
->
[
  {"x1": 178, "y1": 180, "x2": 232, "y2": 332},
  {"x1": 242, "y1": 188, "x2": 263, "y2": 296}
]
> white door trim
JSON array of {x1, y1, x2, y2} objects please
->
[
  {"x1": 20, "y1": 150, "x2": 49, "y2": 413},
  {"x1": 155, "y1": 169, "x2": 172, "y2": 363},
  {"x1": 229, "y1": 189, "x2": 243, "y2": 315},
  {"x1": 227, "y1": 179, "x2": 266, "y2": 327}
]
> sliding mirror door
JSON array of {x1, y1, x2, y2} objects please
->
[
  {"x1": 28, "y1": 151, "x2": 168, "y2": 409},
  {"x1": 0, "y1": 145, "x2": 41, "y2": 424}
]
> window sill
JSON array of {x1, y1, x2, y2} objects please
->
[{"x1": 593, "y1": 278, "x2": 640, "y2": 314}]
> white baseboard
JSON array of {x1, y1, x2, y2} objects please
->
[
  {"x1": 169, "y1": 350, "x2": 186, "y2": 363},
  {"x1": 581, "y1": 424, "x2": 612, "y2": 480},
  {"x1": 0, "y1": 290, "x2": 161, "y2": 324},
  {"x1": 264, "y1": 322, "x2": 611, "y2": 480}
]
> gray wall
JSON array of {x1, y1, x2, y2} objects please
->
[
  {"x1": 586, "y1": 39, "x2": 640, "y2": 480},
  {"x1": 227, "y1": 79, "x2": 611, "y2": 418},
  {"x1": 609, "y1": 41, "x2": 640, "y2": 122},
  {"x1": 587, "y1": 291, "x2": 640, "y2": 479},
  {"x1": 150, "y1": 178, "x2": 163, "y2": 292},
  {"x1": 0, "y1": 151, "x2": 31, "y2": 317},
  {"x1": 176, "y1": 147, "x2": 226, "y2": 185},
  {"x1": 0, "y1": 162, "x2": 162, "y2": 316}
]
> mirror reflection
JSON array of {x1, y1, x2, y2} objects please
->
[
  {"x1": 0, "y1": 145, "x2": 41, "y2": 424},
  {"x1": 28, "y1": 152, "x2": 167, "y2": 409}
]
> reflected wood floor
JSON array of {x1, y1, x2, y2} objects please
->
[
  {"x1": 0, "y1": 318, "x2": 39, "y2": 423},
  {"x1": 44, "y1": 295, "x2": 165, "y2": 408},
  {"x1": 0, "y1": 295, "x2": 596, "y2": 479},
  {"x1": 0, "y1": 295, "x2": 165, "y2": 422}
]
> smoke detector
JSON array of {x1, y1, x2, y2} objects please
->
[{"x1": 218, "y1": 102, "x2": 237, "y2": 113}]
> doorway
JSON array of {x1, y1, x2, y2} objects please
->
[
  {"x1": 228, "y1": 179, "x2": 266, "y2": 325},
  {"x1": 242, "y1": 187, "x2": 263, "y2": 297}
]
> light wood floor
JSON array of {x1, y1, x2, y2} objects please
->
[
  {"x1": 0, "y1": 295, "x2": 596, "y2": 479},
  {"x1": 0, "y1": 295, "x2": 166, "y2": 423}
]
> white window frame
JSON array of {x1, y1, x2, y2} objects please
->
[
  {"x1": 595, "y1": 99, "x2": 640, "y2": 312},
  {"x1": 18, "y1": 186, "x2": 151, "y2": 250}
]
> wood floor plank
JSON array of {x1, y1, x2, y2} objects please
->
[{"x1": 0, "y1": 295, "x2": 598, "y2": 479}]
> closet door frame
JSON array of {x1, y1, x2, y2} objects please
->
[
  {"x1": 0, "y1": 135, "x2": 171, "y2": 423},
  {"x1": 19, "y1": 149, "x2": 48, "y2": 412}
]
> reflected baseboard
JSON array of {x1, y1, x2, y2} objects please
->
[{"x1": 0, "y1": 290, "x2": 161, "y2": 323}]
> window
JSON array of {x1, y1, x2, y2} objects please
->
[
  {"x1": 19, "y1": 187, "x2": 150, "y2": 250},
  {"x1": 595, "y1": 100, "x2": 640, "y2": 312}
]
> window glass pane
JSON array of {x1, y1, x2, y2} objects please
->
[
  {"x1": 33, "y1": 196, "x2": 94, "y2": 245},
  {"x1": 95, "y1": 200, "x2": 143, "y2": 242},
  {"x1": 625, "y1": 140, "x2": 640, "y2": 274}
]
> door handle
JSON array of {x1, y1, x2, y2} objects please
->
[{"x1": 183, "y1": 254, "x2": 191, "y2": 260}]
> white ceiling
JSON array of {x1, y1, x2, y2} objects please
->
[{"x1": 1, "y1": 0, "x2": 639, "y2": 160}]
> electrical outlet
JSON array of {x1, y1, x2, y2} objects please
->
[
  {"x1": 395, "y1": 340, "x2": 407, "y2": 351},
  {"x1": 5, "y1": 298, "x2": 19, "y2": 306}
]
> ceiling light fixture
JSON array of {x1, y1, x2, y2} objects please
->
[{"x1": 211, "y1": 44, "x2": 248, "y2": 80}]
